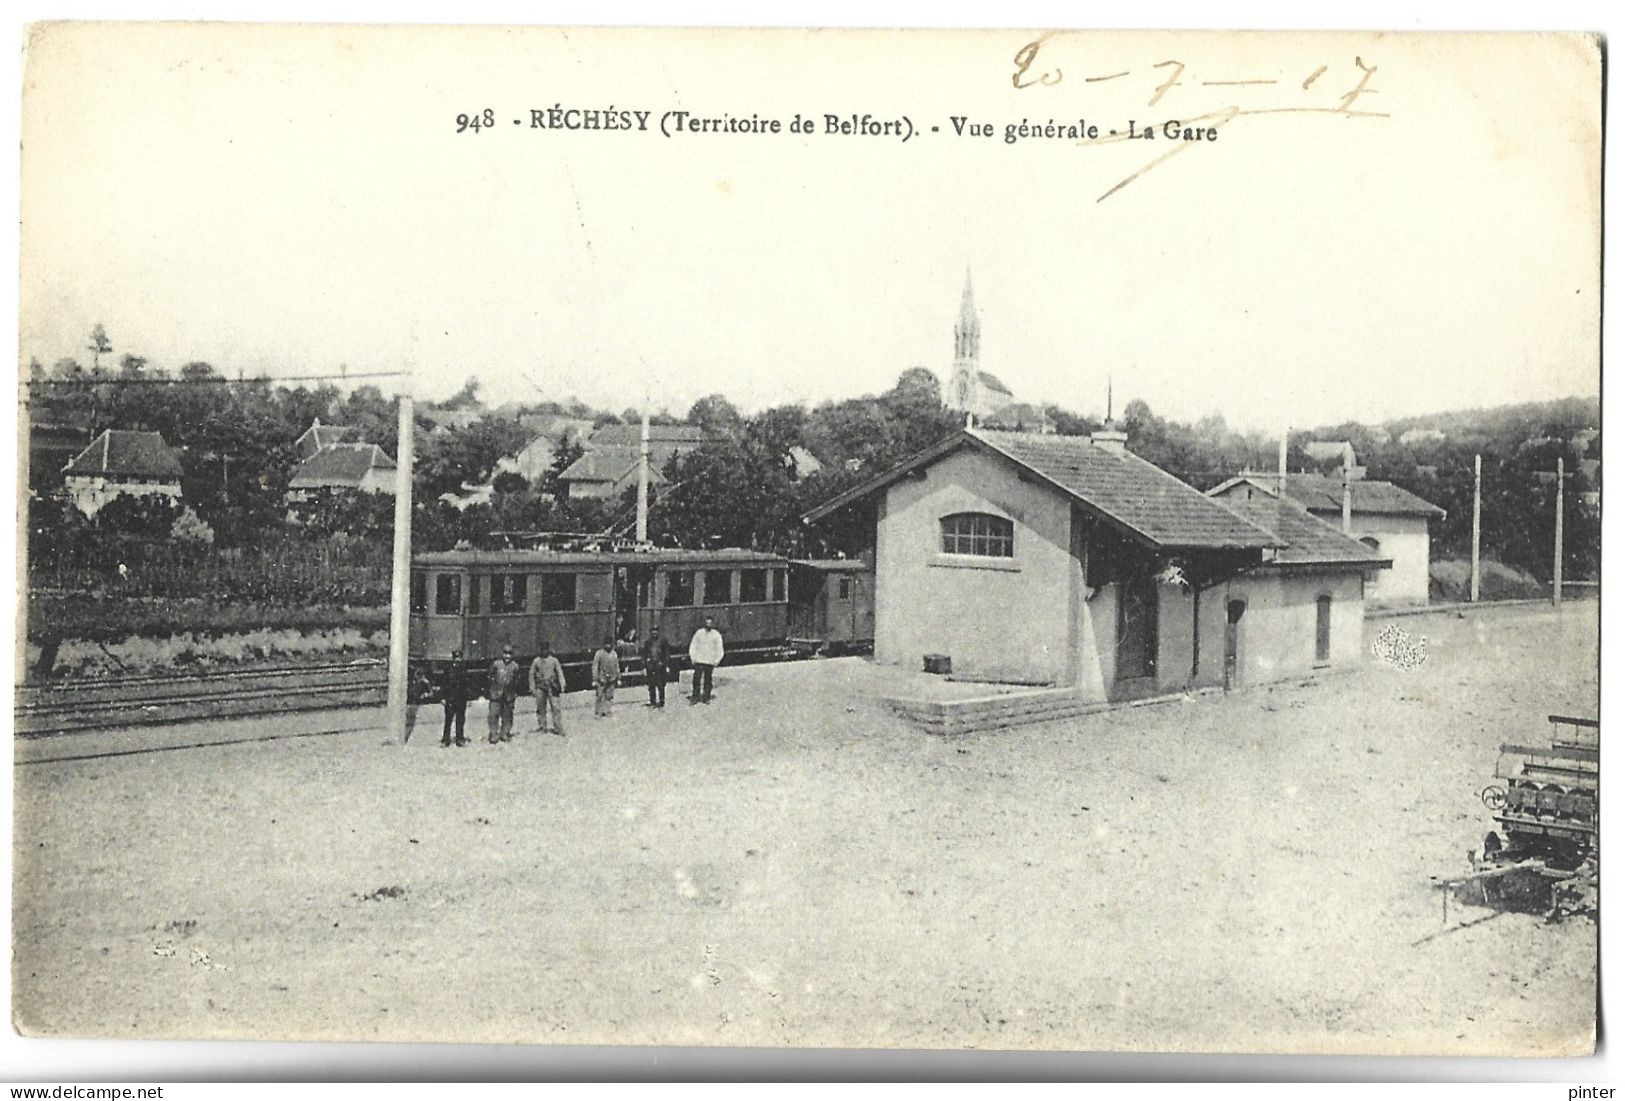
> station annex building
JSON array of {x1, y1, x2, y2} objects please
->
[{"x1": 805, "y1": 426, "x2": 1389, "y2": 702}]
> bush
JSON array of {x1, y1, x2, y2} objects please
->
[{"x1": 1429, "y1": 557, "x2": 1547, "y2": 603}]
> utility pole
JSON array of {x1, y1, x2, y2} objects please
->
[
  {"x1": 1470, "y1": 454, "x2": 1481, "y2": 603},
  {"x1": 1277, "y1": 431, "x2": 1288, "y2": 498},
  {"x1": 636, "y1": 406, "x2": 650, "y2": 544},
  {"x1": 1340, "y1": 456, "x2": 1353, "y2": 534},
  {"x1": 387, "y1": 390, "x2": 415, "y2": 742},
  {"x1": 1553, "y1": 455, "x2": 1564, "y2": 607}
]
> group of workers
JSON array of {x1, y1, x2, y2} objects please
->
[{"x1": 436, "y1": 616, "x2": 728, "y2": 747}]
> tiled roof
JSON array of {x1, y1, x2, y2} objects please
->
[
  {"x1": 295, "y1": 421, "x2": 357, "y2": 458},
  {"x1": 1216, "y1": 473, "x2": 1445, "y2": 517},
  {"x1": 1215, "y1": 496, "x2": 1391, "y2": 567},
  {"x1": 972, "y1": 431, "x2": 1275, "y2": 549},
  {"x1": 288, "y1": 443, "x2": 396, "y2": 488},
  {"x1": 977, "y1": 371, "x2": 1014, "y2": 396},
  {"x1": 559, "y1": 447, "x2": 669, "y2": 485},
  {"x1": 804, "y1": 428, "x2": 1276, "y2": 551},
  {"x1": 63, "y1": 430, "x2": 184, "y2": 479}
]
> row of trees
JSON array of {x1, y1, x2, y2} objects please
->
[{"x1": 28, "y1": 325, "x2": 1600, "y2": 596}]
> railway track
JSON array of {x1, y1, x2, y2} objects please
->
[{"x1": 13, "y1": 662, "x2": 387, "y2": 737}]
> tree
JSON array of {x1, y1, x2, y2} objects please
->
[
  {"x1": 443, "y1": 376, "x2": 482, "y2": 410},
  {"x1": 86, "y1": 324, "x2": 112, "y2": 371},
  {"x1": 687, "y1": 393, "x2": 743, "y2": 437}
]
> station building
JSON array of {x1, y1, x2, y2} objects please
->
[{"x1": 805, "y1": 427, "x2": 1389, "y2": 702}]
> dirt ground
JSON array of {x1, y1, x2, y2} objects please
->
[{"x1": 10, "y1": 601, "x2": 1598, "y2": 1054}]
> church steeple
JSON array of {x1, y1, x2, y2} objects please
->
[
  {"x1": 951, "y1": 268, "x2": 980, "y2": 414},
  {"x1": 955, "y1": 269, "x2": 980, "y2": 361}
]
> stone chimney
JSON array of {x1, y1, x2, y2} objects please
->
[{"x1": 1090, "y1": 425, "x2": 1128, "y2": 455}]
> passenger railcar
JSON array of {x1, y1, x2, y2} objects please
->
[{"x1": 408, "y1": 548, "x2": 794, "y2": 699}]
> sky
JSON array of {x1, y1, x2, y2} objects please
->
[{"x1": 18, "y1": 25, "x2": 1602, "y2": 432}]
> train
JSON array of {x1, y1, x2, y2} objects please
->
[{"x1": 407, "y1": 546, "x2": 874, "y2": 700}]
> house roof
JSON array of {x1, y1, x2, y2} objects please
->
[
  {"x1": 288, "y1": 443, "x2": 397, "y2": 488},
  {"x1": 558, "y1": 447, "x2": 669, "y2": 485},
  {"x1": 295, "y1": 420, "x2": 358, "y2": 458},
  {"x1": 1211, "y1": 473, "x2": 1446, "y2": 518},
  {"x1": 1215, "y1": 496, "x2": 1393, "y2": 569},
  {"x1": 63, "y1": 429, "x2": 184, "y2": 479},
  {"x1": 804, "y1": 428, "x2": 1277, "y2": 552},
  {"x1": 977, "y1": 371, "x2": 1014, "y2": 396}
]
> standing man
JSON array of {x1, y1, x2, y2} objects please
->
[
  {"x1": 640, "y1": 626, "x2": 671, "y2": 708},
  {"x1": 529, "y1": 643, "x2": 566, "y2": 737},
  {"x1": 592, "y1": 638, "x2": 621, "y2": 717},
  {"x1": 688, "y1": 615, "x2": 725, "y2": 705},
  {"x1": 489, "y1": 645, "x2": 522, "y2": 744},
  {"x1": 440, "y1": 649, "x2": 470, "y2": 748}
]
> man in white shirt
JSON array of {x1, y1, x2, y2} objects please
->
[{"x1": 687, "y1": 615, "x2": 725, "y2": 704}]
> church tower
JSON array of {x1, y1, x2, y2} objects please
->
[{"x1": 950, "y1": 270, "x2": 980, "y2": 415}]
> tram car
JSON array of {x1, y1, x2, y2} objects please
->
[{"x1": 407, "y1": 547, "x2": 873, "y2": 699}]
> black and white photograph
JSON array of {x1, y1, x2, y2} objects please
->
[{"x1": 6, "y1": 21, "x2": 1604, "y2": 1067}]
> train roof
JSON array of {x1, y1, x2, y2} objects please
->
[
  {"x1": 412, "y1": 548, "x2": 786, "y2": 568},
  {"x1": 791, "y1": 558, "x2": 872, "y2": 572}
]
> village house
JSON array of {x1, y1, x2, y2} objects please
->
[
  {"x1": 805, "y1": 426, "x2": 1387, "y2": 702},
  {"x1": 556, "y1": 448, "x2": 670, "y2": 499},
  {"x1": 61, "y1": 429, "x2": 185, "y2": 516},
  {"x1": 286, "y1": 442, "x2": 397, "y2": 500},
  {"x1": 556, "y1": 423, "x2": 707, "y2": 498},
  {"x1": 503, "y1": 415, "x2": 596, "y2": 482},
  {"x1": 1207, "y1": 472, "x2": 1444, "y2": 604}
]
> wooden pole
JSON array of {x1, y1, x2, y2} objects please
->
[
  {"x1": 388, "y1": 392, "x2": 415, "y2": 742},
  {"x1": 1470, "y1": 454, "x2": 1481, "y2": 603},
  {"x1": 1277, "y1": 431, "x2": 1288, "y2": 497},
  {"x1": 1553, "y1": 455, "x2": 1564, "y2": 606},
  {"x1": 636, "y1": 406, "x2": 650, "y2": 544}
]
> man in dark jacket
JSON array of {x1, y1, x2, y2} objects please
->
[
  {"x1": 441, "y1": 649, "x2": 471, "y2": 748},
  {"x1": 640, "y1": 626, "x2": 671, "y2": 708}
]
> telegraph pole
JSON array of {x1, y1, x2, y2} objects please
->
[
  {"x1": 387, "y1": 390, "x2": 415, "y2": 742},
  {"x1": 1470, "y1": 454, "x2": 1481, "y2": 603},
  {"x1": 1552, "y1": 455, "x2": 1564, "y2": 607},
  {"x1": 636, "y1": 406, "x2": 650, "y2": 544}
]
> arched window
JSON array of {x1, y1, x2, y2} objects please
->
[{"x1": 940, "y1": 512, "x2": 1014, "y2": 557}]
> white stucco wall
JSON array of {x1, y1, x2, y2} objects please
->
[
  {"x1": 874, "y1": 449, "x2": 1077, "y2": 685},
  {"x1": 65, "y1": 476, "x2": 182, "y2": 516},
  {"x1": 1220, "y1": 570, "x2": 1366, "y2": 686},
  {"x1": 1319, "y1": 512, "x2": 1430, "y2": 603}
]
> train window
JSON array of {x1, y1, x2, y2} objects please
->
[
  {"x1": 410, "y1": 571, "x2": 428, "y2": 614},
  {"x1": 771, "y1": 568, "x2": 786, "y2": 602},
  {"x1": 703, "y1": 569, "x2": 733, "y2": 605},
  {"x1": 739, "y1": 568, "x2": 767, "y2": 603},
  {"x1": 838, "y1": 577, "x2": 852, "y2": 599},
  {"x1": 941, "y1": 512, "x2": 1014, "y2": 557},
  {"x1": 469, "y1": 576, "x2": 481, "y2": 615},
  {"x1": 435, "y1": 574, "x2": 463, "y2": 614},
  {"x1": 493, "y1": 573, "x2": 529, "y2": 613},
  {"x1": 665, "y1": 571, "x2": 694, "y2": 607},
  {"x1": 540, "y1": 573, "x2": 576, "y2": 612}
]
